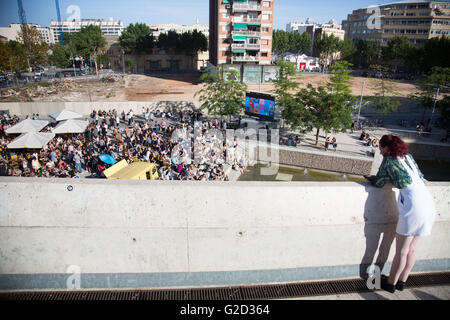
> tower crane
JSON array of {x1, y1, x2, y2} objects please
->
[{"x1": 55, "y1": 0, "x2": 64, "y2": 45}]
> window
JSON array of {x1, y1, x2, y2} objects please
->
[
  {"x1": 261, "y1": 39, "x2": 269, "y2": 45},
  {"x1": 261, "y1": 52, "x2": 268, "y2": 57},
  {"x1": 263, "y1": 1, "x2": 270, "y2": 7},
  {"x1": 262, "y1": 27, "x2": 270, "y2": 32},
  {"x1": 262, "y1": 14, "x2": 269, "y2": 20}
]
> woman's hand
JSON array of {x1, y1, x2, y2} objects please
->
[{"x1": 363, "y1": 175, "x2": 376, "y2": 183}]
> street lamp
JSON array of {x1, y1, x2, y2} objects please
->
[{"x1": 357, "y1": 81, "x2": 365, "y2": 128}]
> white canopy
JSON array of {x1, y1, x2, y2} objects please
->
[
  {"x1": 49, "y1": 109, "x2": 83, "y2": 122},
  {"x1": 7, "y1": 132, "x2": 55, "y2": 149},
  {"x1": 52, "y1": 119, "x2": 89, "y2": 134},
  {"x1": 5, "y1": 119, "x2": 49, "y2": 134}
]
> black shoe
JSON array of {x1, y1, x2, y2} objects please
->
[
  {"x1": 396, "y1": 281, "x2": 406, "y2": 291},
  {"x1": 381, "y1": 275, "x2": 396, "y2": 293}
]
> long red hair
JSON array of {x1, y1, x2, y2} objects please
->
[{"x1": 379, "y1": 134, "x2": 409, "y2": 158}]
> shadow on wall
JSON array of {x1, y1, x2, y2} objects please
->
[{"x1": 359, "y1": 185, "x2": 398, "y2": 279}]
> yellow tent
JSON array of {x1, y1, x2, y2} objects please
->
[{"x1": 103, "y1": 160, "x2": 159, "y2": 180}]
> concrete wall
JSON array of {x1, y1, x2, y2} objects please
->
[
  {"x1": 258, "y1": 144, "x2": 375, "y2": 176},
  {"x1": 0, "y1": 177, "x2": 449, "y2": 290},
  {"x1": 0, "y1": 101, "x2": 200, "y2": 117}
]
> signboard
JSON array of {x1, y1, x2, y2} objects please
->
[{"x1": 243, "y1": 65, "x2": 261, "y2": 84}]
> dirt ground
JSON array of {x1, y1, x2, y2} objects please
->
[
  {"x1": 0, "y1": 73, "x2": 420, "y2": 103},
  {"x1": 106, "y1": 73, "x2": 421, "y2": 101}
]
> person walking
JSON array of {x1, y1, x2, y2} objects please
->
[
  {"x1": 351, "y1": 121, "x2": 355, "y2": 134},
  {"x1": 365, "y1": 135, "x2": 437, "y2": 294},
  {"x1": 324, "y1": 137, "x2": 330, "y2": 151},
  {"x1": 331, "y1": 137, "x2": 337, "y2": 152}
]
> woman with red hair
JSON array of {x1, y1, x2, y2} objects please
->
[{"x1": 366, "y1": 134, "x2": 437, "y2": 293}]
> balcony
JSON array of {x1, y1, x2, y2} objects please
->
[
  {"x1": 232, "y1": 17, "x2": 262, "y2": 24},
  {"x1": 232, "y1": 54, "x2": 261, "y2": 62},
  {"x1": 231, "y1": 30, "x2": 262, "y2": 37},
  {"x1": 232, "y1": 43, "x2": 261, "y2": 50},
  {"x1": 233, "y1": 3, "x2": 262, "y2": 12}
]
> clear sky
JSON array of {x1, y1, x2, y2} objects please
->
[{"x1": 0, "y1": 0, "x2": 386, "y2": 30}]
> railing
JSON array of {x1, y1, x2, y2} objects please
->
[
  {"x1": 232, "y1": 43, "x2": 261, "y2": 49},
  {"x1": 233, "y1": 3, "x2": 262, "y2": 11},
  {"x1": 232, "y1": 17, "x2": 262, "y2": 24},
  {"x1": 232, "y1": 30, "x2": 262, "y2": 37},
  {"x1": 232, "y1": 55, "x2": 260, "y2": 62}
]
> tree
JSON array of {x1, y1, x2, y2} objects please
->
[
  {"x1": 285, "y1": 84, "x2": 353, "y2": 145},
  {"x1": 438, "y1": 95, "x2": 450, "y2": 128},
  {"x1": 382, "y1": 36, "x2": 418, "y2": 72},
  {"x1": 314, "y1": 33, "x2": 341, "y2": 72},
  {"x1": 69, "y1": 25, "x2": 107, "y2": 75},
  {"x1": 409, "y1": 67, "x2": 450, "y2": 120},
  {"x1": 194, "y1": 67, "x2": 247, "y2": 121},
  {"x1": 339, "y1": 36, "x2": 357, "y2": 63},
  {"x1": 328, "y1": 60, "x2": 354, "y2": 95},
  {"x1": 420, "y1": 36, "x2": 450, "y2": 72},
  {"x1": 272, "y1": 30, "x2": 290, "y2": 55},
  {"x1": 119, "y1": 23, "x2": 154, "y2": 54},
  {"x1": 291, "y1": 32, "x2": 312, "y2": 66},
  {"x1": 49, "y1": 43, "x2": 71, "y2": 68},
  {"x1": 17, "y1": 24, "x2": 49, "y2": 69},
  {"x1": 368, "y1": 64, "x2": 401, "y2": 114},
  {"x1": 5, "y1": 40, "x2": 28, "y2": 72},
  {"x1": 0, "y1": 41, "x2": 11, "y2": 74},
  {"x1": 354, "y1": 39, "x2": 381, "y2": 69}
]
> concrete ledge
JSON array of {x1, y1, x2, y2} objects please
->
[
  {"x1": 0, "y1": 178, "x2": 449, "y2": 290},
  {"x1": 258, "y1": 145, "x2": 374, "y2": 175},
  {"x1": 0, "y1": 259, "x2": 449, "y2": 291}
]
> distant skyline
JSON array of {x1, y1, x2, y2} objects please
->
[{"x1": 0, "y1": 0, "x2": 392, "y2": 30}]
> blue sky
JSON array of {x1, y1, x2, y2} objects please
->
[{"x1": 0, "y1": 0, "x2": 384, "y2": 30}]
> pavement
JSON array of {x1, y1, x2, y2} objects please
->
[{"x1": 290, "y1": 285, "x2": 450, "y2": 300}]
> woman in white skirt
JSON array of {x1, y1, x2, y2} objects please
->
[{"x1": 365, "y1": 134, "x2": 437, "y2": 293}]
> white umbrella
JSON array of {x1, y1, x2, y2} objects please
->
[
  {"x1": 49, "y1": 109, "x2": 83, "y2": 122},
  {"x1": 7, "y1": 132, "x2": 55, "y2": 149},
  {"x1": 52, "y1": 119, "x2": 89, "y2": 134},
  {"x1": 5, "y1": 119, "x2": 49, "y2": 134}
]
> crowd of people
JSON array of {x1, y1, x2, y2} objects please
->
[{"x1": 0, "y1": 108, "x2": 249, "y2": 180}]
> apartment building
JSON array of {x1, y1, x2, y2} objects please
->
[
  {"x1": 50, "y1": 18, "x2": 124, "y2": 43},
  {"x1": 342, "y1": 0, "x2": 450, "y2": 46},
  {"x1": 150, "y1": 19, "x2": 209, "y2": 38},
  {"x1": 0, "y1": 23, "x2": 57, "y2": 45},
  {"x1": 209, "y1": 0, "x2": 274, "y2": 66}
]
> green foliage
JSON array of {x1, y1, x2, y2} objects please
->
[
  {"x1": 157, "y1": 30, "x2": 207, "y2": 54},
  {"x1": 272, "y1": 30, "x2": 291, "y2": 55},
  {"x1": 328, "y1": 61, "x2": 354, "y2": 95},
  {"x1": 291, "y1": 32, "x2": 312, "y2": 55},
  {"x1": 17, "y1": 24, "x2": 49, "y2": 68},
  {"x1": 273, "y1": 60, "x2": 299, "y2": 94},
  {"x1": 49, "y1": 44, "x2": 71, "y2": 68},
  {"x1": 353, "y1": 39, "x2": 381, "y2": 68},
  {"x1": 420, "y1": 36, "x2": 450, "y2": 72},
  {"x1": 409, "y1": 67, "x2": 450, "y2": 114},
  {"x1": 283, "y1": 84, "x2": 354, "y2": 145},
  {"x1": 68, "y1": 25, "x2": 107, "y2": 60},
  {"x1": 314, "y1": 33, "x2": 342, "y2": 70},
  {"x1": 382, "y1": 36, "x2": 418, "y2": 71},
  {"x1": 339, "y1": 36, "x2": 357, "y2": 63},
  {"x1": 0, "y1": 41, "x2": 11, "y2": 73},
  {"x1": 368, "y1": 64, "x2": 401, "y2": 114},
  {"x1": 4, "y1": 40, "x2": 27, "y2": 72},
  {"x1": 195, "y1": 67, "x2": 247, "y2": 120},
  {"x1": 119, "y1": 23, "x2": 154, "y2": 54}
]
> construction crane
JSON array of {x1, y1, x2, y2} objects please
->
[
  {"x1": 17, "y1": 0, "x2": 31, "y2": 72},
  {"x1": 17, "y1": 0, "x2": 27, "y2": 25},
  {"x1": 55, "y1": 0, "x2": 64, "y2": 45}
]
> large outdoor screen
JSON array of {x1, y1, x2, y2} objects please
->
[{"x1": 244, "y1": 91, "x2": 276, "y2": 120}]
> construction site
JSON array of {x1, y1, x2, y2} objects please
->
[{"x1": 0, "y1": 72, "x2": 421, "y2": 103}]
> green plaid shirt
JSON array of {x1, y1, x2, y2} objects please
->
[{"x1": 374, "y1": 154, "x2": 424, "y2": 189}]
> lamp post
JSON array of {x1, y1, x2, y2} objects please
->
[
  {"x1": 357, "y1": 81, "x2": 365, "y2": 128},
  {"x1": 429, "y1": 87, "x2": 440, "y2": 130}
]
